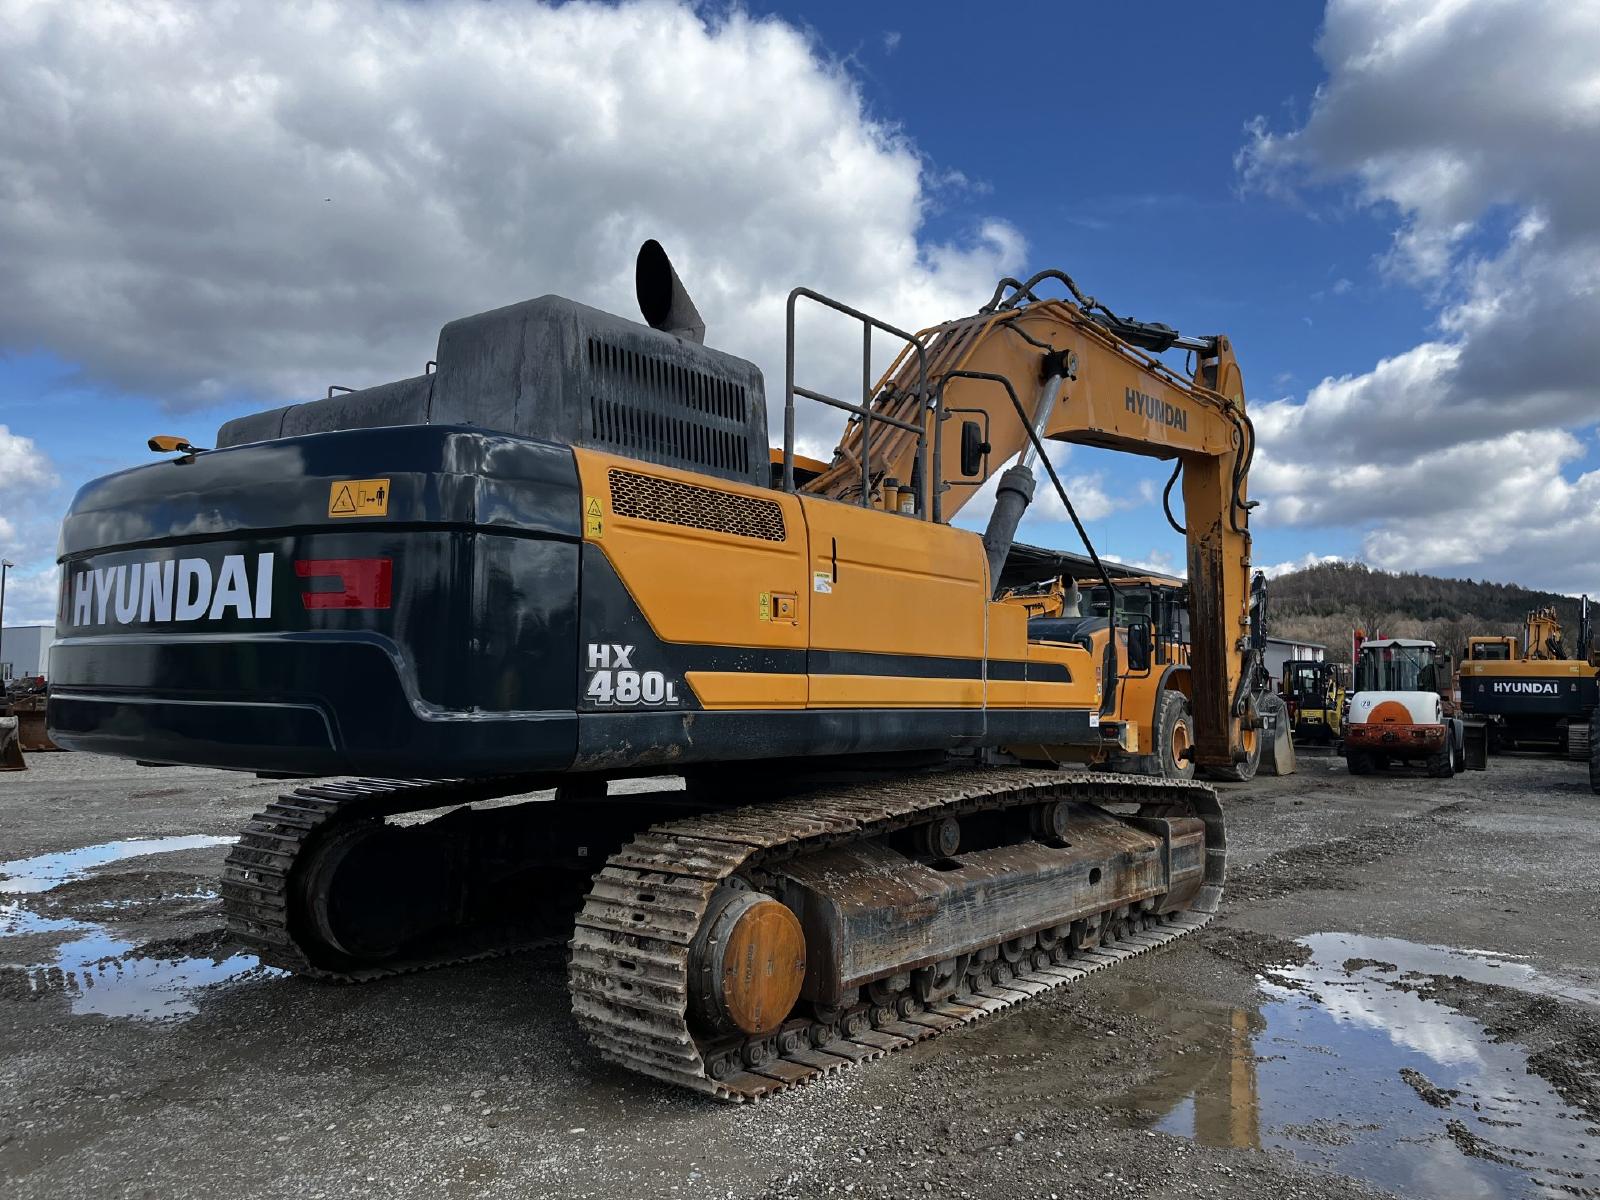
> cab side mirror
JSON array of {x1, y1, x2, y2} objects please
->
[
  {"x1": 960, "y1": 420, "x2": 989, "y2": 478},
  {"x1": 1126, "y1": 618, "x2": 1153, "y2": 672}
]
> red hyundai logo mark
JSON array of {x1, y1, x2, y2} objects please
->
[{"x1": 296, "y1": 558, "x2": 392, "y2": 610}]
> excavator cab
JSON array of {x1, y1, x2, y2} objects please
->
[{"x1": 1467, "y1": 637, "x2": 1515, "y2": 661}]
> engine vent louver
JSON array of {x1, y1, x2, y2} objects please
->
[
  {"x1": 586, "y1": 337, "x2": 754, "y2": 480},
  {"x1": 608, "y1": 468, "x2": 786, "y2": 542}
]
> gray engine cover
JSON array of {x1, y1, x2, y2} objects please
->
[{"x1": 217, "y1": 295, "x2": 768, "y2": 487}]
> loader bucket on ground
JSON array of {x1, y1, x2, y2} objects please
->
[
  {"x1": 1462, "y1": 718, "x2": 1489, "y2": 771},
  {"x1": 1258, "y1": 693, "x2": 1296, "y2": 776},
  {"x1": 14, "y1": 702, "x2": 59, "y2": 752},
  {"x1": 0, "y1": 716, "x2": 26, "y2": 771}
]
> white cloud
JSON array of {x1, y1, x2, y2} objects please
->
[
  {"x1": 0, "y1": 0, "x2": 1033, "y2": 619},
  {"x1": 0, "y1": 0, "x2": 1021, "y2": 433},
  {"x1": 0, "y1": 425, "x2": 62, "y2": 624},
  {"x1": 0, "y1": 425, "x2": 56, "y2": 492},
  {"x1": 955, "y1": 446, "x2": 1152, "y2": 531},
  {"x1": 1112, "y1": 548, "x2": 1183, "y2": 579},
  {"x1": 1, "y1": 566, "x2": 60, "y2": 627},
  {"x1": 1239, "y1": 0, "x2": 1600, "y2": 593},
  {"x1": 1261, "y1": 552, "x2": 1346, "y2": 579}
]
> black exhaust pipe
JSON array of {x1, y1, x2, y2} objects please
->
[{"x1": 636, "y1": 239, "x2": 706, "y2": 344}]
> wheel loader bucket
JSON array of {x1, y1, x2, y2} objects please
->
[
  {"x1": 16, "y1": 704, "x2": 58, "y2": 752},
  {"x1": 0, "y1": 717, "x2": 26, "y2": 771},
  {"x1": 1258, "y1": 693, "x2": 1296, "y2": 776},
  {"x1": 1461, "y1": 717, "x2": 1489, "y2": 771}
]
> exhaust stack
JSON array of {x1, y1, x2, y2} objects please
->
[{"x1": 636, "y1": 239, "x2": 706, "y2": 344}]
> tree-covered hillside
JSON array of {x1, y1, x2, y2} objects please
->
[{"x1": 1268, "y1": 561, "x2": 1587, "y2": 664}]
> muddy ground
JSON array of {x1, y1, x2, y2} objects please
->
[{"x1": 2, "y1": 749, "x2": 1598, "y2": 1199}]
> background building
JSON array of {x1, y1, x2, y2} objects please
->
[
  {"x1": 1, "y1": 625, "x2": 54, "y2": 681},
  {"x1": 1263, "y1": 636, "x2": 1324, "y2": 682}
]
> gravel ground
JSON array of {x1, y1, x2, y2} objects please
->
[{"x1": 2, "y1": 748, "x2": 1598, "y2": 1199}]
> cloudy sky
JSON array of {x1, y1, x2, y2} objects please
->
[{"x1": 2, "y1": 0, "x2": 1598, "y2": 625}]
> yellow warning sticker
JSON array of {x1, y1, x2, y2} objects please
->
[
  {"x1": 758, "y1": 591, "x2": 771, "y2": 622},
  {"x1": 584, "y1": 495, "x2": 604, "y2": 539},
  {"x1": 328, "y1": 478, "x2": 390, "y2": 518}
]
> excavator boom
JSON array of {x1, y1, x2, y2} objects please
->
[{"x1": 785, "y1": 277, "x2": 1261, "y2": 777}]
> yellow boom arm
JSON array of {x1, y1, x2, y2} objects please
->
[{"x1": 798, "y1": 287, "x2": 1258, "y2": 775}]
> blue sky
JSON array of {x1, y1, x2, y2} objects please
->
[{"x1": 2, "y1": 0, "x2": 1598, "y2": 622}]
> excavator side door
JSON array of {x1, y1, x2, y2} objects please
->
[{"x1": 798, "y1": 497, "x2": 987, "y2": 739}]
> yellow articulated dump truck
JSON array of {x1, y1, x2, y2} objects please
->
[{"x1": 998, "y1": 569, "x2": 1273, "y2": 780}]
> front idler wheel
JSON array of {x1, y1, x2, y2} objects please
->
[{"x1": 688, "y1": 888, "x2": 806, "y2": 1037}]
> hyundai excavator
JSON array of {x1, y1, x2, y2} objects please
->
[
  {"x1": 1459, "y1": 600, "x2": 1599, "y2": 756},
  {"x1": 49, "y1": 243, "x2": 1267, "y2": 1100}
]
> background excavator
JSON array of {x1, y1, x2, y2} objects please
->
[
  {"x1": 50, "y1": 243, "x2": 1272, "y2": 1100},
  {"x1": 1458, "y1": 599, "x2": 1599, "y2": 756}
]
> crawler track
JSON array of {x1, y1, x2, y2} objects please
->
[
  {"x1": 221, "y1": 776, "x2": 566, "y2": 981},
  {"x1": 569, "y1": 769, "x2": 1223, "y2": 1101}
]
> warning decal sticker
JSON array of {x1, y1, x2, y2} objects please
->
[
  {"x1": 584, "y1": 496, "x2": 604, "y2": 539},
  {"x1": 328, "y1": 478, "x2": 391, "y2": 518}
]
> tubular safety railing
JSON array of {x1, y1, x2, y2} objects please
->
[{"x1": 783, "y1": 288, "x2": 937, "y2": 519}]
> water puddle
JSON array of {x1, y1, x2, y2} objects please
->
[
  {"x1": 1110, "y1": 933, "x2": 1600, "y2": 1198},
  {"x1": 19, "y1": 928, "x2": 273, "y2": 1021},
  {"x1": 0, "y1": 835, "x2": 237, "y2": 894},
  {"x1": 0, "y1": 834, "x2": 278, "y2": 1020}
]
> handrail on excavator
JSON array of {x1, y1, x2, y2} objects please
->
[{"x1": 782, "y1": 287, "x2": 933, "y2": 517}]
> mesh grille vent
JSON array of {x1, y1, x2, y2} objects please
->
[
  {"x1": 586, "y1": 338, "x2": 752, "y2": 478},
  {"x1": 608, "y1": 468, "x2": 786, "y2": 542}
]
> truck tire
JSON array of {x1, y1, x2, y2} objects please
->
[
  {"x1": 1426, "y1": 745, "x2": 1455, "y2": 778},
  {"x1": 1567, "y1": 723, "x2": 1590, "y2": 762},
  {"x1": 1345, "y1": 749, "x2": 1374, "y2": 776},
  {"x1": 1152, "y1": 690, "x2": 1196, "y2": 781}
]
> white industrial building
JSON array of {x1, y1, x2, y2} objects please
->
[
  {"x1": 0, "y1": 625, "x2": 54, "y2": 681},
  {"x1": 1264, "y1": 636, "x2": 1325, "y2": 681}
]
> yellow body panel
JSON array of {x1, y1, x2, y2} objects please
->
[
  {"x1": 572, "y1": 447, "x2": 1103, "y2": 726},
  {"x1": 574, "y1": 450, "x2": 810, "y2": 653},
  {"x1": 800, "y1": 495, "x2": 987, "y2": 662},
  {"x1": 686, "y1": 672, "x2": 809, "y2": 709},
  {"x1": 808, "y1": 676, "x2": 985, "y2": 708}
]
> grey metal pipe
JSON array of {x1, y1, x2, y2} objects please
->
[
  {"x1": 981, "y1": 372, "x2": 1065, "y2": 594},
  {"x1": 1018, "y1": 374, "x2": 1066, "y2": 470},
  {"x1": 635, "y1": 240, "x2": 706, "y2": 344},
  {"x1": 982, "y1": 465, "x2": 1036, "y2": 595}
]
